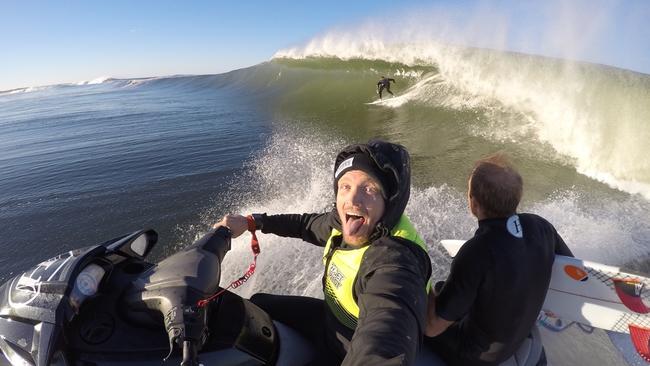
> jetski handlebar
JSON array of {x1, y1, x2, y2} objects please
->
[{"x1": 123, "y1": 226, "x2": 232, "y2": 365}]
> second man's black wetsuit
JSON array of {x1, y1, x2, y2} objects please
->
[{"x1": 428, "y1": 213, "x2": 573, "y2": 366}]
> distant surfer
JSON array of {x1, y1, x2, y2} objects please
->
[
  {"x1": 425, "y1": 153, "x2": 574, "y2": 366},
  {"x1": 377, "y1": 76, "x2": 395, "y2": 99}
]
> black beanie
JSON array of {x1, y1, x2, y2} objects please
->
[{"x1": 334, "y1": 152, "x2": 389, "y2": 198}]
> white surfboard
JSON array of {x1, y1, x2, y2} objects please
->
[{"x1": 440, "y1": 239, "x2": 650, "y2": 361}]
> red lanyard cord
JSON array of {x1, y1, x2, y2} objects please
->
[{"x1": 197, "y1": 215, "x2": 260, "y2": 308}]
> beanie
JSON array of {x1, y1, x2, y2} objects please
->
[{"x1": 333, "y1": 152, "x2": 389, "y2": 198}]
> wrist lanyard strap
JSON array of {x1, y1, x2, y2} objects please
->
[{"x1": 197, "y1": 215, "x2": 260, "y2": 308}]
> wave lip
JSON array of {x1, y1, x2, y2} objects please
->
[
  {"x1": 75, "y1": 76, "x2": 113, "y2": 85},
  {"x1": 0, "y1": 75, "x2": 188, "y2": 96},
  {"x1": 0, "y1": 85, "x2": 53, "y2": 95},
  {"x1": 0, "y1": 76, "x2": 115, "y2": 95}
]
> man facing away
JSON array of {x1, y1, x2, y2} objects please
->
[
  {"x1": 425, "y1": 153, "x2": 573, "y2": 366},
  {"x1": 214, "y1": 139, "x2": 431, "y2": 365},
  {"x1": 377, "y1": 76, "x2": 396, "y2": 99}
]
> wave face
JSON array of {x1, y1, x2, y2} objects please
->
[{"x1": 274, "y1": 41, "x2": 650, "y2": 200}]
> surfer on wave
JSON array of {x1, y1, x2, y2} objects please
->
[{"x1": 377, "y1": 76, "x2": 396, "y2": 99}]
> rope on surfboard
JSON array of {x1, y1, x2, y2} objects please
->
[
  {"x1": 537, "y1": 311, "x2": 593, "y2": 334},
  {"x1": 197, "y1": 215, "x2": 260, "y2": 308}
]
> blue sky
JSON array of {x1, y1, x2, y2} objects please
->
[{"x1": 1, "y1": 0, "x2": 649, "y2": 91}]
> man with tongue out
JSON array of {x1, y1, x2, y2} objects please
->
[{"x1": 214, "y1": 140, "x2": 432, "y2": 365}]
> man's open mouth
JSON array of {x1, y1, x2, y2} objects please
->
[
  {"x1": 344, "y1": 213, "x2": 366, "y2": 236},
  {"x1": 345, "y1": 213, "x2": 365, "y2": 223}
]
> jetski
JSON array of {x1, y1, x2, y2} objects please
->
[{"x1": 0, "y1": 227, "x2": 544, "y2": 365}]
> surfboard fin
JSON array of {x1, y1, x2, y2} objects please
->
[
  {"x1": 629, "y1": 325, "x2": 650, "y2": 363},
  {"x1": 614, "y1": 279, "x2": 650, "y2": 314}
]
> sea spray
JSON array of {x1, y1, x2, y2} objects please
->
[{"x1": 211, "y1": 129, "x2": 650, "y2": 301}]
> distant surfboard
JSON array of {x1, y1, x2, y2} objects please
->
[
  {"x1": 440, "y1": 239, "x2": 650, "y2": 362},
  {"x1": 365, "y1": 94, "x2": 407, "y2": 107}
]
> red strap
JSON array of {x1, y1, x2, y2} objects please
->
[
  {"x1": 197, "y1": 216, "x2": 260, "y2": 308},
  {"x1": 247, "y1": 215, "x2": 261, "y2": 256}
]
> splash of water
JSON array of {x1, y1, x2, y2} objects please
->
[{"x1": 209, "y1": 128, "x2": 650, "y2": 301}]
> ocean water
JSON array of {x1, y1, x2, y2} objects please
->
[{"x1": 2, "y1": 43, "x2": 650, "y2": 365}]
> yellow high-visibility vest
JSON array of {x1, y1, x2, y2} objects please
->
[{"x1": 322, "y1": 215, "x2": 428, "y2": 329}]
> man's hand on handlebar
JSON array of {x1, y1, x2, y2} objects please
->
[{"x1": 213, "y1": 214, "x2": 248, "y2": 238}]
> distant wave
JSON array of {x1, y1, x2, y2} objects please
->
[
  {"x1": 0, "y1": 85, "x2": 54, "y2": 95},
  {"x1": 0, "y1": 76, "x2": 170, "y2": 95},
  {"x1": 75, "y1": 76, "x2": 113, "y2": 85},
  {"x1": 0, "y1": 78, "x2": 115, "y2": 95}
]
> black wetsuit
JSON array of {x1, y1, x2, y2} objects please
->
[
  {"x1": 427, "y1": 213, "x2": 573, "y2": 366},
  {"x1": 377, "y1": 78, "x2": 395, "y2": 99}
]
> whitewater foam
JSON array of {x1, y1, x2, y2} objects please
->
[
  {"x1": 0, "y1": 85, "x2": 53, "y2": 95},
  {"x1": 76, "y1": 76, "x2": 112, "y2": 85}
]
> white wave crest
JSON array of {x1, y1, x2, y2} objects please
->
[
  {"x1": 76, "y1": 76, "x2": 112, "y2": 85},
  {"x1": 0, "y1": 85, "x2": 53, "y2": 95}
]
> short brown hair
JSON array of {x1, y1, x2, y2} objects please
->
[{"x1": 469, "y1": 153, "x2": 523, "y2": 218}]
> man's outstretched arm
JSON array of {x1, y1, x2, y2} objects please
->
[
  {"x1": 343, "y1": 238, "x2": 431, "y2": 365},
  {"x1": 214, "y1": 210, "x2": 337, "y2": 247}
]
